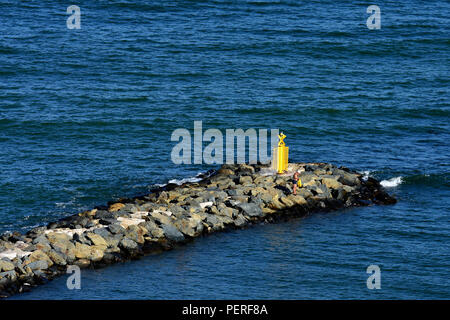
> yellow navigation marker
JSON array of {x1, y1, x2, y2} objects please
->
[{"x1": 272, "y1": 132, "x2": 289, "y2": 174}]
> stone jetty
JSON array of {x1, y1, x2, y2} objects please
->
[{"x1": 0, "y1": 162, "x2": 396, "y2": 298}]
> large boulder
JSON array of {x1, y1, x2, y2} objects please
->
[
  {"x1": 151, "y1": 211, "x2": 173, "y2": 226},
  {"x1": 337, "y1": 172, "x2": 360, "y2": 186},
  {"x1": 25, "y1": 250, "x2": 53, "y2": 268},
  {"x1": 322, "y1": 178, "x2": 343, "y2": 190},
  {"x1": 124, "y1": 225, "x2": 146, "y2": 244},
  {"x1": 108, "y1": 203, "x2": 125, "y2": 212},
  {"x1": 119, "y1": 238, "x2": 138, "y2": 252},
  {"x1": 108, "y1": 223, "x2": 126, "y2": 235},
  {"x1": 161, "y1": 224, "x2": 185, "y2": 242},
  {"x1": 0, "y1": 259, "x2": 15, "y2": 272},
  {"x1": 236, "y1": 203, "x2": 263, "y2": 217},
  {"x1": 86, "y1": 233, "x2": 108, "y2": 248},
  {"x1": 141, "y1": 220, "x2": 164, "y2": 238},
  {"x1": 74, "y1": 243, "x2": 104, "y2": 262},
  {"x1": 47, "y1": 250, "x2": 67, "y2": 266},
  {"x1": 174, "y1": 216, "x2": 203, "y2": 237},
  {"x1": 26, "y1": 260, "x2": 48, "y2": 271},
  {"x1": 239, "y1": 176, "x2": 253, "y2": 185}
]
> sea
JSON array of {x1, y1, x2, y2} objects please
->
[{"x1": 1, "y1": 0, "x2": 449, "y2": 299}]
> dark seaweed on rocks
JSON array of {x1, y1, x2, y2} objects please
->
[{"x1": 0, "y1": 162, "x2": 396, "y2": 298}]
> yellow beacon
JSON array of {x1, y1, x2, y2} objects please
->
[{"x1": 272, "y1": 132, "x2": 289, "y2": 174}]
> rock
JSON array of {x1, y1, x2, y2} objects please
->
[
  {"x1": 27, "y1": 226, "x2": 47, "y2": 236},
  {"x1": 46, "y1": 232, "x2": 75, "y2": 257},
  {"x1": 85, "y1": 221, "x2": 97, "y2": 228},
  {"x1": 89, "y1": 247, "x2": 105, "y2": 262},
  {"x1": 73, "y1": 243, "x2": 91, "y2": 259},
  {"x1": 117, "y1": 216, "x2": 146, "y2": 229},
  {"x1": 269, "y1": 196, "x2": 287, "y2": 210},
  {"x1": 217, "y1": 205, "x2": 237, "y2": 218},
  {"x1": 0, "y1": 270, "x2": 17, "y2": 281},
  {"x1": 338, "y1": 172, "x2": 360, "y2": 186},
  {"x1": 93, "y1": 228, "x2": 112, "y2": 239},
  {"x1": 280, "y1": 196, "x2": 295, "y2": 207},
  {"x1": 25, "y1": 250, "x2": 53, "y2": 268},
  {"x1": 46, "y1": 231, "x2": 71, "y2": 243},
  {"x1": 119, "y1": 238, "x2": 138, "y2": 252},
  {"x1": 227, "y1": 189, "x2": 244, "y2": 197},
  {"x1": 302, "y1": 179, "x2": 318, "y2": 187},
  {"x1": 217, "y1": 168, "x2": 234, "y2": 176},
  {"x1": 233, "y1": 215, "x2": 247, "y2": 227},
  {"x1": 74, "y1": 243, "x2": 104, "y2": 262},
  {"x1": 199, "y1": 201, "x2": 213, "y2": 209},
  {"x1": 205, "y1": 214, "x2": 224, "y2": 230},
  {"x1": 167, "y1": 205, "x2": 187, "y2": 218},
  {"x1": 262, "y1": 207, "x2": 277, "y2": 214},
  {"x1": 161, "y1": 224, "x2": 185, "y2": 242},
  {"x1": 141, "y1": 220, "x2": 164, "y2": 238},
  {"x1": 124, "y1": 225, "x2": 146, "y2": 244},
  {"x1": 216, "y1": 178, "x2": 235, "y2": 189},
  {"x1": 73, "y1": 233, "x2": 91, "y2": 245},
  {"x1": 86, "y1": 233, "x2": 108, "y2": 248},
  {"x1": 0, "y1": 260, "x2": 15, "y2": 272},
  {"x1": 103, "y1": 234, "x2": 122, "y2": 248},
  {"x1": 150, "y1": 211, "x2": 173, "y2": 226},
  {"x1": 32, "y1": 234, "x2": 50, "y2": 245},
  {"x1": 231, "y1": 195, "x2": 249, "y2": 203},
  {"x1": 68, "y1": 216, "x2": 89, "y2": 228},
  {"x1": 74, "y1": 258, "x2": 91, "y2": 268},
  {"x1": 297, "y1": 188, "x2": 313, "y2": 199},
  {"x1": 99, "y1": 218, "x2": 117, "y2": 225},
  {"x1": 237, "y1": 164, "x2": 255, "y2": 174},
  {"x1": 322, "y1": 178, "x2": 343, "y2": 190},
  {"x1": 47, "y1": 250, "x2": 67, "y2": 266},
  {"x1": 109, "y1": 203, "x2": 125, "y2": 212},
  {"x1": 108, "y1": 223, "x2": 126, "y2": 235},
  {"x1": 286, "y1": 194, "x2": 307, "y2": 206},
  {"x1": 236, "y1": 203, "x2": 263, "y2": 217},
  {"x1": 174, "y1": 217, "x2": 203, "y2": 237},
  {"x1": 239, "y1": 176, "x2": 253, "y2": 185},
  {"x1": 26, "y1": 260, "x2": 48, "y2": 271}
]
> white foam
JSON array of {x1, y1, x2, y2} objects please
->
[
  {"x1": 168, "y1": 176, "x2": 203, "y2": 185},
  {"x1": 167, "y1": 171, "x2": 211, "y2": 186},
  {"x1": 359, "y1": 170, "x2": 371, "y2": 181},
  {"x1": 380, "y1": 176, "x2": 403, "y2": 188}
]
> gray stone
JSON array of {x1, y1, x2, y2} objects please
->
[
  {"x1": 32, "y1": 234, "x2": 50, "y2": 245},
  {"x1": 0, "y1": 259, "x2": 15, "y2": 272},
  {"x1": 227, "y1": 189, "x2": 244, "y2": 197},
  {"x1": 236, "y1": 203, "x2": 263, "y2": 217},
  {"x1": 205, "y1": 214, "x2": 224, "y2": 230},
  {"x1": 239, "y1": 175, "x2": 253, "y2": 185},
  {"x1": 161, "y1": 224, "x2": 185, "y2": 242},
  {"x1": 124, "y1": 225, "x2": 146, "y2": 244},
  {"x1": 73, "y1": 233, "x2": 91, "y2": 245},
  {"x1": 173, "y1": 216, "x2": 203, "y2": 237},
  {"x1": 26, "y1": 260, "x2": 48, "y2": 271},
  {"x1": 108, "y1": 223, "x2": 126, "y2": 235},
  {"x1": 233, "y1": 215, "x2": 247, "y2": 227},
  {"x1": 0, "y1": 270, "x2": 17, "y2": 281},
  {"x1": 95, "y1": 210, "x2": 117, "y2": 220},
  {"x1": 47, "y1": 250, "x2": 67, "y2": 266},
  {"x1": 119, "y1": 238, "x2": 138, "y2": 251},
  {"x1": 338, "y1": 172, "x2": 360, "y2": 186},
  {"x1": 93, "y1": 227, "x2": 112, "y2": 239},
  {"x1": 103, "y1": 234, "x2": 122, "y2": 248}
]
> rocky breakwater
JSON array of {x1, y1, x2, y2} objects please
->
[{"x1": 0, "y1": 162, "x2": 396, "y2": 298}]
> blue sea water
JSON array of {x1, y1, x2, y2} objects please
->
[{"x1": 1, "y1": 0, "x2": 449, "y2": 299}]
